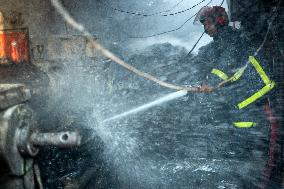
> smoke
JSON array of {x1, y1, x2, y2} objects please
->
[{"x1": 58, "y1": 0, "x2": 228, "y2": 51}]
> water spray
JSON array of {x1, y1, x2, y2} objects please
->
[{"x1": 102, "y1": 90, "x2": 188, "y2": 123}]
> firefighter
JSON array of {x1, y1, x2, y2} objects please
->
[
  {"x1": 191, "y1": 6, "x2": 249, "y2": 92},
  {"x1": 188, "y1": 6, "x2": 277, "y2": 187},
  {"x1": 189, "y1": 6, "x2": 275, "y2": 128}
]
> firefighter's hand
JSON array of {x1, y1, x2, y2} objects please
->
[{"x1": 198, "y1": 84, "x2": 213, "y2": 93}]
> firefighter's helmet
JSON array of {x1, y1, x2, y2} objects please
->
[{"x1": 194, "y1": 6, "x2": 229, "y2": 27}]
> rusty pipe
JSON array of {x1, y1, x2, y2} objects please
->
[{"x1": 30, "y1": 131, "x2": 81, "y2": 148}]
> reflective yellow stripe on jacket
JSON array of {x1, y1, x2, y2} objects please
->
[
  {"x1": 230, "y1": 66, "x2": 246, "y2": 82},
  {"x1": 237, "y1": 81, "x2": 275, "y2": 109},
  {"x1": 237, "y1": 56, "x2": 275, "y2": 109},
  {"x1": 211, "y1": 68, "x2": 228, "y2": 81},
  {"x1": 233, "y1": 122, "x2": 257, "y2": 128},
  {"x1": 249, "y1": 56, "x2": 270, "y2": 85}
]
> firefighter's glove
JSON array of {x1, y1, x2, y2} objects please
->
[{"x1": 198, "y1": 84, "x2": 213, "y2": 93}]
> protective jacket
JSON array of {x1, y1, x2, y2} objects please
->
[{"x1": 187, "y1": 26, "x2": 275, "y2": 128}]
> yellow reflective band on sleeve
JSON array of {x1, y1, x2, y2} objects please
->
[
  {"x1": 211, "y1": 68, "x2": 229, "y2": 81},
  {"x1": 231, "y1": 66, "x2": 246, "y2": 82},
  {"x1": 233, "y1": 122, "x2": 257, "y2": 128},
  {"x1": 237, "y1": 81, "x2": 275, "y2": 109},
  {"x1": 249, "y1": 56, "x2": 271, "y2": 85}
]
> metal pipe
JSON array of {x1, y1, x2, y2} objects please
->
[{"x1": 30, "y1": 131, "x2": 81, "y2": 148}]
